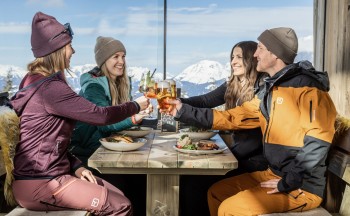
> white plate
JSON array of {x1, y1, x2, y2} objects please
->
[
  {"x1": 172, "y1": 145, "x2": 228, "y2": 155},
  {"x1": 99, "y1": 138, "x2": 147, "y2": 151},
  {"x1": 117, "y1": 126, "x2": 153, "y2": 137},
  {"x1": 179, "y1": 129, "x2": 217, "y2": 140}
]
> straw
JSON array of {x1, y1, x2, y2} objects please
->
[{"x1": 150, "y1": 68, "x2": 157, "y2": 78}]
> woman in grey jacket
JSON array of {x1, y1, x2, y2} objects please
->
[{"x1": 10, "y1": 12, "x2": 149, "y2": 216}]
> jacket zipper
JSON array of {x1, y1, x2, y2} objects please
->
[
  {"x1": 241, "y1": 117, "x2": 259, "y2": 122},
  {"x1": 309, "y1": 100, "x2": 312, "y2": 123},
  {"x1": 266, "y1": 100, "x2": 276, "y2": 142}
]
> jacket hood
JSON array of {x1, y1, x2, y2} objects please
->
[
  {"x1": 11, "y1": 72, "x2": 63, "y2": 115},
  {"x1": 79, "y1": 67, "x2": 111, "y2": 99},
  {"x1": 266, "y1": 60, "x2": 330, "y2": 92}
]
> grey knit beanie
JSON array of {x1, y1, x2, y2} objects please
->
[
  {"x1": 257, "y1": 27, "x2": 298, "y2": 64},
  {"x1": 94, "y1": 36, "x2": 126, "y2": 67},
  {"x1": 31, "y1": 12, "x2": 73, "y2": 58}
]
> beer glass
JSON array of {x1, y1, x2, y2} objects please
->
[
  {"x1": 164, "y1": 79, "x2": 176, "y2": 99},
  {"x1": 156, "y1": 80, "x2": 171, "y2": 110},
  {"x1": 157, "y1": 79, "x2": 177, "y2": 123}
]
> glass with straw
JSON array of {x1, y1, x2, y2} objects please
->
[{"x1": 138, "y1": 69, "x2": 158, "y2": 119}]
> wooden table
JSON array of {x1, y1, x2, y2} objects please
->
[{"x1": 88, "y1": 131, "x2": 238, "y2": 216}]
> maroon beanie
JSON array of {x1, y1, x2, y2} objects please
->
[{"x1": 31, "y1": 12, "x2": 72, "y2": 58}]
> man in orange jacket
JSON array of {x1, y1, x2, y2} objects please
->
[{"x1": 165, "y1": 27, "x2": 337, "y2": 216}]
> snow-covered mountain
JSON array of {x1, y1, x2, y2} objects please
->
[
  {"x1": 174, "y1": 60, "x2": 230, "y2": 84},
  {"x1": 0, "y1": 51, "x2": 313, "y2": 97},
  {"x1": 66, "y1": 64, "x2": 95, "y2": 92}
]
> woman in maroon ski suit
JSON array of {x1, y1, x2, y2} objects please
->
[{"x1": 10, "y1": 11, "x2": 149, "y2": 216}]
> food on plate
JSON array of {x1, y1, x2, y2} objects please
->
[
  {"x1": 127, "y1": 126, "x2": 142, "y2": 131},
  {"x1": 117, "y1": 126, "x2": 153, "y2": 138},
  {"x1": 105, "y1": 134, "x2": 133, "y2": 143},
  {"x1": 197, "y1": 140, "x2": 219, "y2": 150},
  {"x1": 177, "y1": 134, "x2": 196, "y2": 150},
  {"x1": 185, "y1": 126, "x2": 207, "y2": 132},
  {"x1": 179, "y1": 128, "x2": 217, "y2": 140},
  {"x1": 176, "y1": 135, "x2": 219, "y2": 150},
  {"x1": 177, "y1": 134, "x2": 192, "y2": 148}
]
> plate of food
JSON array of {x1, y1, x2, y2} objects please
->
[
  {"x1": 173, "y1": 134, "x2": 227, "y2": 154},
  {"x1": 179, "y1": 127, "x2": 217, "y2": 140},
  {"x1": 99, "y1": 134, "x2": 147, "y2": 151},
  {"x1": 117, "y1": 126, "x2": 153, "y2": 138}
]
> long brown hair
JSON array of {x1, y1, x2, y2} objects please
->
[
  {"x1": 100, "y1": 63, "x2": 130, "y2": 105},
  {"x1": 224, "y1": 41, "x2": 258, "y2": 109},
  {"x1": 27, "y1": 44, "x2": 69, "y2": 78}
]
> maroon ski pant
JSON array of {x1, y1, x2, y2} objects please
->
[{"x1": 12, "y1": 174, "x2": 133, "y2": 216}]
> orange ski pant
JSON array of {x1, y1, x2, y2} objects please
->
[{"x1": 207, "y1": 169, "x2": 322, "y2": 216}]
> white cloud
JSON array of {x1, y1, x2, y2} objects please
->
[
  {"x1": 0, "y1": 22, "x2": 30, "y2": 34},
  {"x1": 169, "y1": 4, "x2": 218, "y2": 13},
  {"x1": 74, "y1": 27, "x2": 95, "y2": 35},
  {"x1": 26, "y1": 0, "x2": 65, "y2": 7},
  {"x1": 88, "y1": 15, "x2": 159, "y2": 36},
  {"x1": 167, "y1": 6, "x2": 313, "y2": 38},
  {"x1": 0, "y1": 46, "x2": 26, "y2": 50},
  {"x1": 298, "y1": 35, "x2": 313, "y2": 52},
  {"x1": 91, "y1": 5, "x2": 313, "y2": 41},
  {"x1": 128, "y1": 7, "x2": 143, "y2": 12}
]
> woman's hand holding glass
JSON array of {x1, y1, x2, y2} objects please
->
[
  {"x1": 135, "y1": 103, "x2": 154, "y2": 122},
  {"x1": 138, "y1": 72, "x2": 158, "y2": 119},
  {"x1": 134, "y1": 95, "x2": 150, "y2": 111}
]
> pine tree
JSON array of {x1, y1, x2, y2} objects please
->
[{"x1": 3, "y1": 67, "x2": 14, "y2": 96}]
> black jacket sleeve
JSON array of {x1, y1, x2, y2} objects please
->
[
  {"x1": 175, "y1": 103, "x2": 213, "y2": 129},
  {"x1": 180, "y1": 82, "x2": 226, "y2": 108}
]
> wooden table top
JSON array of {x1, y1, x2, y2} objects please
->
[{"x1": 88, "y1": 131, "x2": 238, "y2": 175}]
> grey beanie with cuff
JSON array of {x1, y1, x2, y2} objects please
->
[
  {"x1": 257, "y1": 27, "x2": 298, "y2": 64},
  {"x1": 94, "y1": 36, "x2": 126, "y2": 67}
]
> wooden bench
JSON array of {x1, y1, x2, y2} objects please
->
[
  {"x1": 6, "y1": 207, "x2": 90, "y2": 216},
  {"x1": 260, "y1": 207, "x2": 333, "y2": 216}
]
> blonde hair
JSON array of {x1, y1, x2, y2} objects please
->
[
  {"x1": 27, "y1": 44, "x2": 70, "y2": 78},
  {"x1": 225, "y1": 41, "x2": 258, "y2": 109},
  {"x1": 100, "y1": 64, "x2": 130, "y2": 105}
]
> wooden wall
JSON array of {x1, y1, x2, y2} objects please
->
[{"x1": 314, "y1": 0, "x2": 350, "y2": 117}]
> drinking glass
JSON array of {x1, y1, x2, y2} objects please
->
[
  {"x1": 156, "y1": 80, "x2": 171, "y2": 110},
  {"x1": 164, "y1": 79, "x2": 176, "y2": 99},
  {"x1": 157, "y1": 79, "x2": 176, "y2": 122},
  {"x1": 138, "y1": 73, "x2": 158, "y2": 119}
]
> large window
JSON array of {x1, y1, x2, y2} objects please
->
[
  {"x1": 166, "y1": 0, "x2": 314, "y2": 97},
  {"x1": 0, "y1": 0, "x2": 163, "y2": 96},
  {"x1": 0, "y1": 0, "x2": 313, "y2": 98}
]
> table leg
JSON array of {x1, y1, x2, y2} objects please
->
[{"x1": 146, "y1": 174, "x2": 179, "y2": 216}]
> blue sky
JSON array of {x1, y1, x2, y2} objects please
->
[{"x1": 0, "y1": 0, "x2": 313, "y2": 75}]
